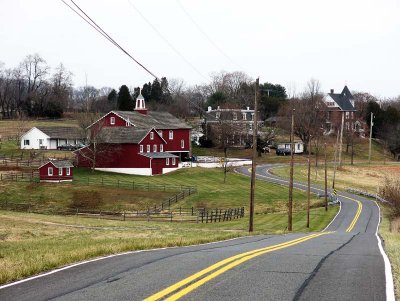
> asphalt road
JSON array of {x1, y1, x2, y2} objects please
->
[{"x1": 0, "y1": 164, "x2": 393, "y2": 301}]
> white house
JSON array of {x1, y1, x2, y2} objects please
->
[
  {"x1": 20, "y1": 127, "x2": 83, "y2": 150},
  {"x1": 277, "y1": 142, "x2": 304, "y2": 154}
]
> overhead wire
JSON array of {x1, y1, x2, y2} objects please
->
[
  {"x1": 127, "y1": 0, "x2": 207, "y2": 81},
  {"x1": 176, "y1": 0, "x2": 244, "y2": 71},
  {"x1": 60, "y1": 0, "x2": 159, "y2": 80}
]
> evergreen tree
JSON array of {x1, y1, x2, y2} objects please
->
[
  {"x1": 117, "y1": 85, "x2": 133, "y2": 110},
  {"x1": 107, "y1": 89, "x2": 117, "y2": 103},
  {"x1": 141, "y1": 82, "x2": 152, "y2": 102},
  {"x1": 150, "y1": 79, "x2": 162, "y2": 102}
]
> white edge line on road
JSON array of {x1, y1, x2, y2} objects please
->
[
  {"x1": 322, "y1": 200, "x2": 341, "y2": 232},
  {"x1": 0, "y1": 235, "x2": 254, "y2": 290},
  {"x1": 375, "y1": 202, "x2": 395, "y2": 301}
]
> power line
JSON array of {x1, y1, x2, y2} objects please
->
[
  {"x1": 176, "y1": 0, "x2": 244, "y2": 71},
  {"x1": 61, "y1": 0, "x2": 159, "y2": 80},
  {"x1": 127, "y1": 0, "x2": 207, "y2": 81}
]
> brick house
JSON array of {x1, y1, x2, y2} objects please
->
[{"x1": 323, "y1": 86, "x2": 356, "y2": 135}]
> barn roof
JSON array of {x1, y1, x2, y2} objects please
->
[
  {"x1": 140, "y1": 152, "x2": 179, "y2": 159},
  {"x1": 98, "y1": 127, "x2": 164, "y2": 144},
  {"x1": 36, "y1": 126, "x2": 82, "y2": 139},
  {"x1": 112, "y1": 110, "x2": 192, "y2": 129}
]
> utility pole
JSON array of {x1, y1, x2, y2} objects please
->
[
  {"x1": 324, "y1": 143, "x2": 328, "y2": 211},
  {"x1": 338, "y1": 111, "x2": 345, "y2": 167},
  {"x1": 369, "y1": 112, "x2": 374, "y2": 164},
  {"x1": 332, "y1": 129, "x2": 340, "y2": 189},
  {"x1": 249, "y1": 77, "x2": 259, "y2": 233},
  {"x1": 288, "y1": 109, "x2": 295, "y2": 231},
  {"x1": 307, "y1": 135, "x2": 311, "y2": 228}
]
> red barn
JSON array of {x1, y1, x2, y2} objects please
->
[
  {"x1": 75, "y1": 92, "x2": 190, "y2": 176},
  {"x1": 39, "y1": 160, "x2": 74, "y2": 182}
]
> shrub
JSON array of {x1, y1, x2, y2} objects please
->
[
  {"x1": 69, "y1": 190, "x2": 103, "y2": 209},
  {"x1": 380, "y1": 177, "x2": 400, "y2": 217}
]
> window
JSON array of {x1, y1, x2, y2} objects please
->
[
  {"x1": 140, "y1": 145, "x2": 143, "y2": 153},
  {"x1": 38, "y1": 139, "x2": 43, "y2": 145},
  {"x1": 169, "y1": 130, "x2": 173, "y2": 140},
  {"x1": 59, "y1": 168, "x2": 63, "y2": 176},
  {"x1": 172, "y1": 158, "x2": 176, "y2": 165},
  {"x1": 24, "y1": 139, "x2": 30, "y2": 146},
  {"x1": 345, "y1": 112, "x2": 350, "y2": 119},
  {"x1": 147, "y1": 145, "x2": 150, "y2": 152},
  {"x1": 150, "y1": 132, "x2": 154, "y2": 140},
  {"x1": 181, "y1": 139, "x2": 185, "y2": 149},
  {"x1": 242, "y1": 113, "x2": 247, "y2": 120},
  {"x1": 110, "y1": 117, "x2": 115, "y2": 125},
  {"x1": 233, "y1": 112, "x2": 237, "y2": 120},
  {"x1": 153, "y1": 145, "x2": 157, "y2": 152},
  {"x1": 160, "y1": 144, "x2": 163, "y2": 152},
  {"x1": 216, "y1": 112, "x2": 220, "y2": 119},
  {"x1": 166, "y1": 158, "x2": 170, "y2": 166},
  {"x1": 251, "y1": 113, "x2": 254, "y2": 121},
  {"x1": 48, "y1": 167, "x2": 53, "y2": 176},
  {"x1": 158, "y1": 130, "x2": 163, "y2": 137},
  {"x1": 297, "y1": 144, "x2": 301, "y2": 150},
  {"x1": 66, "y1": 168, "x2": 70, "y2": 176}
]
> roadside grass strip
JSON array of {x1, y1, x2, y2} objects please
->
[
  {"x1": 346, "y1": 199, "x2": 362, "y2": 232},
  {"x1": 145, "y1": 232, "x2": 332, "y2": 301}
]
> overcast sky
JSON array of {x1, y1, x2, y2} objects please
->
[{"x1": 1, "y1": 0, "x2": 399, "y2": 98}]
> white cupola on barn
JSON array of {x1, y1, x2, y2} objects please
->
[{"x1": 134, "y1": 89, "x2": 147, "y2": 114}]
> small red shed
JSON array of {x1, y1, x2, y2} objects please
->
[{"x1": 39, "y1": 160, "x2": 74, "y2": 182}]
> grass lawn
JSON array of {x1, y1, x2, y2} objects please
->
[
  {"x1": 378, "y1": 206, "x2": 400, "y2": 298},
  {"x1": 0, "y1": 166, "x2": 339, "y2": 285}
]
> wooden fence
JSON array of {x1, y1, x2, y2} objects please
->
[
  {"x1": 0, "y1": 202, "x2": 244, "y2": 223},
  {"x1": 0, "y1": 153, "x2": 71, "y2": 168}
]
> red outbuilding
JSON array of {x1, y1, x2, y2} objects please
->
[
  {"x1": 39, "y1": 160, "x2": 74, "y2": 182},
  {"x1": 74, "y1": 91, "x2": 190, "y2": 176}
]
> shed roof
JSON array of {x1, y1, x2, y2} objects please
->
[
  {"x1": 36, "y1": 127, "x2": 82, "y2": 139},
  {"x1": 40, "y1": 160, "x2": 74, "y2": 169}
]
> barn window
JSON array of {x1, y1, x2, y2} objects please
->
[
  {"x1": 110, "y1": 117, "x2": 115, "y2": 125},
  {"x1": 140, "y1": 145, "x2": 143, "y2": 153},
  {"x1": 153, "y1": 145, "x2": 157, "y2": 152},
  {"x1": 169, "y1": 130, "x2": 173, "y2": 140},
  {"x1": 38, "y1": 139, "x2": 43, "y2": 145},
  {"x1": 160, "y1": 144, "x2": 163, "y2": 152},
  {"x1": 59, "y1": 168, "x2": 63, "y2": 176},
  {"x1": 181, "y1": 139, "x2": 184, "y2": 149},
  {"x1": 48, "y1": 167, "x2": 53, "y2": 176},
  {"x1": 172, "y1": 158, "x2": 176, "y2": 165},
  {"x1": 166, "y1": 158, "x2": 170, "y2": 165},
  {"x1": 24, "y1": 139, "x2": 30, "y2": 146},
  {"x1": 150, "y1": 132, "x2": 154, "y2": 140},
  {"x1": 66, "y1": 168, "x2": 70, "y2": 176},
  {"x1": 147, "y1": 145, "x2": 150, "y2": 152},
  {"x1": 158, "y1": 130, "x2": 163, "y2": 137}
]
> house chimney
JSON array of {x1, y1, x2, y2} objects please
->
[
  {"x1": 247, "y1": 106, "x2": 250, "y2": 110},
  {"x1": 217, "y1": 106, "x2": 220, "y2": 110},
  {"x1": 330, "y1": 89, "x2": 334, "y2": 94},
  {"x1": 134, "y1": 89, "x2": 147, "y2": 115}
]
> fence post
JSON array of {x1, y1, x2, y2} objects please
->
[
  {"x1": 123, "y1": 211, "x2": 126, "y2": 221},
  {"x1": 179, "y1": 207, "x2": 182, "y2": 215},
  {"x1": 191, "y1": 207, "x2": 194, "y2": 216}
]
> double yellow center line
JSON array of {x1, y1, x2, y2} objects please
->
[
  {"x1": 144, "y1": 232, "x2": 332, "y2": 301},
  {"x1": 346, "y1": 199, "x2": 362, "y2": 232}
]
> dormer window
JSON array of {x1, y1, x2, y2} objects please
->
[
  {"x1": 150, "y1": 132, "x2": 154, "y2": 140},
  {"x1": 110, "y1": 117, "x2": 115, "y2": 125}
]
